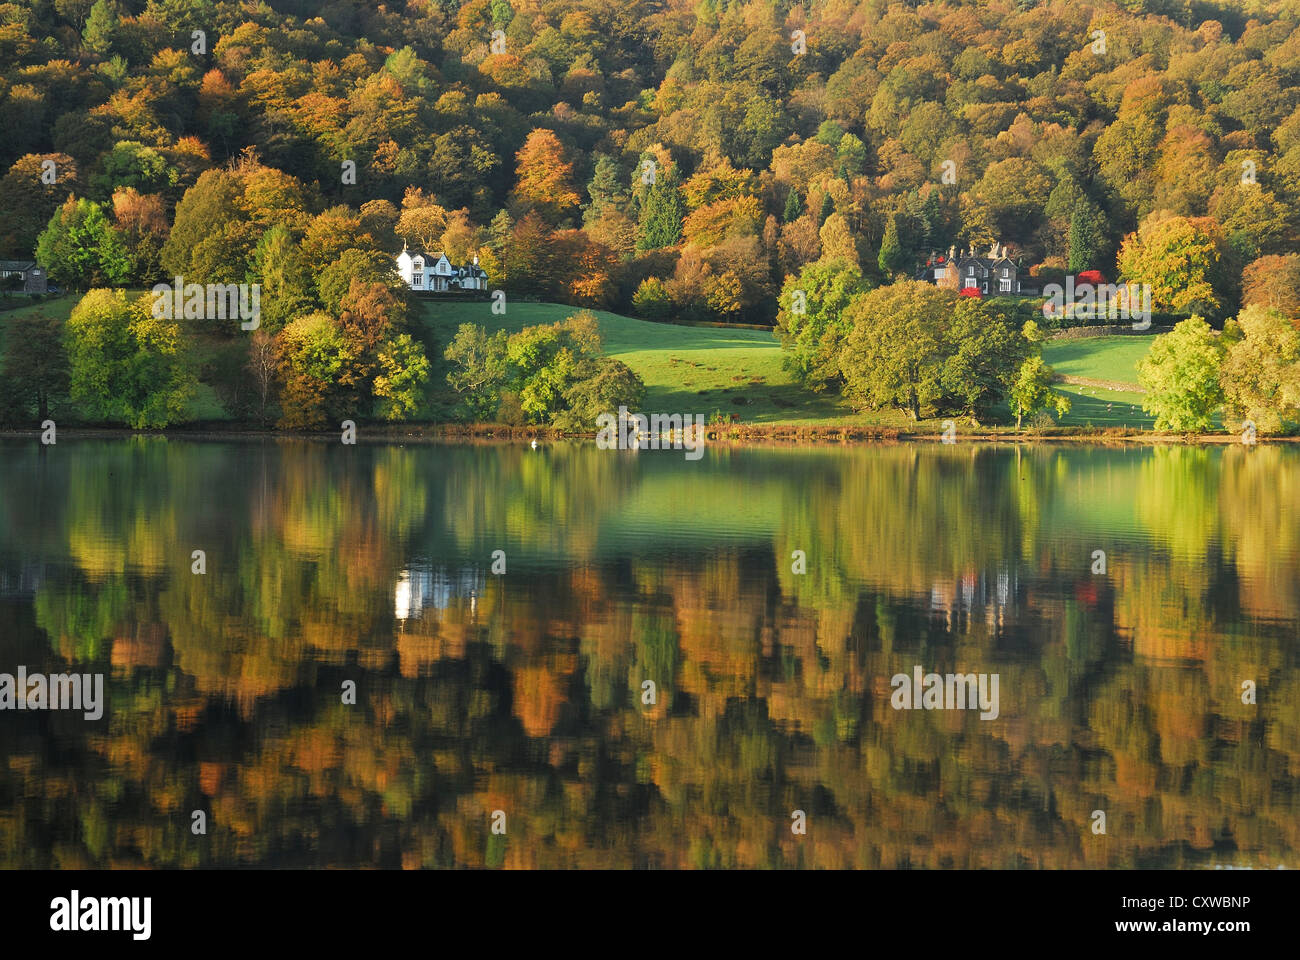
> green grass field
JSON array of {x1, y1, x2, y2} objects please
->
[
  {"x1": 1042, "y1": 335, "x2": 1154, "y2": 428},
  {"x1": 421, "y1": 301, "x2": 1167, "y2": 430},
  {"x1": 1042, "y1": 336, "x2": 1150, "y2": 387},
  {"x1": 3, "y1": 292, "x2": 1163, "y2": 431},
  {"x1": 418, "y1": 300, "x2": 878, "y2": 425}
]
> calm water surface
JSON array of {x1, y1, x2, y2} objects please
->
[{"x1": 0, "y1": 438, "x2": 1296, "y2": 868}]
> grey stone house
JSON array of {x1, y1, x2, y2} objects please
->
[
  {"x1": 916, "y1": 243, "x2": 1038, "y2": 297},
  {"x1": 0, "y1": 260, "x2": 48, "y2": 294}
]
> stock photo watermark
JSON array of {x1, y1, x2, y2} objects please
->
[
  {"x1": 1041, "y1": 277, "x2": 1153, "y2": 330},
  {"x1": 0, "y1": 667, "x2": 103, "y2": 720},
  {"x1": 890, "y1": 666, "x2": 1000, "y2": 720},
  {"x1": 595, "y1": 406, "x2": 706, "y2": 460},
  {"x1": 151, "y1": 276, "x2": 261, "y2": 330}
]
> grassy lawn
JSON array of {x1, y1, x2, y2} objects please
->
[
  {"x1": 1042, "y1": 335, "x2": 1151, "y2": 387},
  {"x1": 3, "y1": 293, "x2": 1171, "y2": 432},
  {"x1": 420, "y1": 301, "x2": 1172, "y2": 430},
  {"x1": 417, "y1": 300, "x2": 881, "y2": 425},
  {"x1": 1041, "y1": 335, "x2": 1155, "y2": 428},
  {"x1": 1053, "y1": 383, "x2": 1153, "y2": 428}
]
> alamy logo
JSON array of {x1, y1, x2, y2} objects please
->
[
  {"x1": 890, "y1": 665, "x2": 1000, "y2": 720},
  {"x1": 0, "y1": 667, "x2": 103, "y2": 719},
  {"x1": 152, "y1": 276, "x2": 261, "y2": 330},
  {"x1": 50, "y1": 891, "x2": 151, "y2": 940},
  {"x1": 595, "y1": 406, "x2": 706, "y2": 461},
  {"x1": 1041, "y1": 276, "x2": 1152, "y2": 330}
]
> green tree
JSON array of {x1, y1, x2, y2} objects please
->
[
  {"x1": 554, "y1": 358, "x2": 646, "y2": 431},
  {"x1": 1219, "y1": 305, "x2": 1300, "y2": 435},
  {"x1": 444, "y1": 322, "x2": 509, "y2": 421},
  {"x1": 0, "y1": 311, "x2": 70, "y2": 422},
  {"x1": 444, "y1": 312, "x2": 623, "y2": 426},
  {"x1": 82, "y1": 0, "x2": 116, "y2": 55},
  {"x1": 1009, "y1": 356, "x2": 1070, "y2": 429},
  {"x1": 637, "y1": 164, "x2": 685, "y2": 252},
  {"x1": 65, "y1": 289, "x2": 196, "y2": 428},
  {"x1": 585, "y1": 154, "x2": 628, "y2": 220},
  {"x1": 775, "y1": 257, "x2": 869, "y2": 391},
  {"x1": 253, "y1": 224, "x2": 315, "y2": 334},
  {"x1": 840, "y1": 280, "x2": 953, "y2": 420},
  {"x1": 93, "y1": 141, "x2": 175, "y2": 198},
  {"x1": 817, "y1": 191, "x2": 833, "y2": 225},
  {"x1": 940, "y1": 299, "x2": 1034, "y2": 420},
  {"x1": 36, "y1": 197, "x2": 131, "y2": 290},
  {"x1": 1067, "y1": 197, "x2": 1108, "y2": 273},
  {"x1": 159, "y1": 169, "x2": 244, "y2": 282},
  {"x1": 631, "y1": 276, "x2": 673, "y2": 321},
  {"x1": 782, "y1": 188, "x2": 803, "y2": 224},
  {"x1": 877, "y1": 215, "x2": 907, "y2": 278},
  {"x1": 372, "y1": 333, "x2": 430, "y2": 421},
  {"x1": 1137, "y1": 316, "x2": 1226, "y2": 432}
]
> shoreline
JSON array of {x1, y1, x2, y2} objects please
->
[{"x1": 0, "y1": 424, "x2": 1290, "y2": 446}]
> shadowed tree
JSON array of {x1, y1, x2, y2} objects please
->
[{"x1": 0, "y1": 311, "x2": 70, "y2": 422}]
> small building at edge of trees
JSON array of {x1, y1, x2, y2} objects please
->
[
  {"x1": 915, "y1": 243, "x2": 1039, "y2": 297},
  {"x1": 396, "y1": 246, "x2": 488, "y2": 293}
]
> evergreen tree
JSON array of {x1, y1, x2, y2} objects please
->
[
  {"x1": 253, "y1": 224, "x2": 315, "y2": 334},
  {"x1": 1068, "y1": 198, "x2": 1108, "y2": 273},
  {"x1": 585, "y1": 154, "x2": 627, "y2": 223},
  {"x1": 637, "y1": 167, "x2": 685, "y2": 251},
  {"x1": 82, "y1": 0, "x2": 117, "y2": 56},
  {"x1": 878, "y1": 214, "x2": 907, "y2": 278},
  {"x1": 782, "y1": 188, "x2": 804, "y2": 223},
  {"x1": 817, "y1": 191, "x2": 833, "y2": 225}
]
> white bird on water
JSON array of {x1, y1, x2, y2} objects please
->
[{"x1": 530, "y1": 439, "x2": 537, "y2": 450}]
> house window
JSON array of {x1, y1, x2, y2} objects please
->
[
  {"x1": 413, "y1": 275, "x2": 422, "y2": 287},
  {"x1": 999, "y1": 278, "x2": 1011, "y2": 292},
  {"x1": 1002, "y1": 268, "x2": 1009, "y2": 277},
  {"x1": 934, "y1": 267, "x2": 945, "y2": 279}
]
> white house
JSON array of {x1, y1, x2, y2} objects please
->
[
  {"x1": 396, "y1": 245, "x2": 488, "y2": 292},
  {"x1": 393, "y1": 564, "x2": 485, "y2": 620}
]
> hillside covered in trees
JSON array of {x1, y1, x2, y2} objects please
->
[
  {"x1": 5, "y1": 0, "x2": 1300, "y2": 310},
  {"x1": 4, "y1": 0, "x2": 1300, "y2": 429}
]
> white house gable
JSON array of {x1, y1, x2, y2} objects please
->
[{"x1": 396, "y1": 245, "x2": 488, "y2": 294}]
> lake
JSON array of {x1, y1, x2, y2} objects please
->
[{"x1": 0, "y1": 437, "x2": 1296, "y2": 868}]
